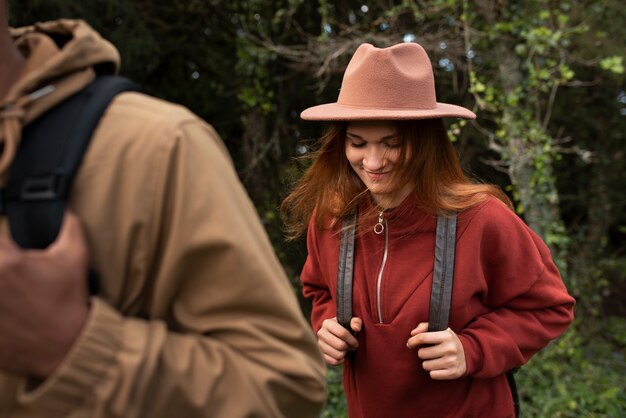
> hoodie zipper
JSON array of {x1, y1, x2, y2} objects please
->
[{"x1": 375, "y1": 217, "x2": 389, "y2": 323}]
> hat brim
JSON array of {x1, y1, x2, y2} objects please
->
[{"x1": 301, "y1": 102, "x2": 476, "y2": 121}]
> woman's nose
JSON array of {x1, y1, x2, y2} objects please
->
[{"x1": 363, "y1": 147, "x2": 385, "y2": 170}]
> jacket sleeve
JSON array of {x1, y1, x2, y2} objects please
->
[
  {"x1": 15, "y1": 117, "x2": 326, "y2": 417},
  {"x1": 300, "y1": 218, "x2": 337, "y2": 333},
  {"x1": 456, "y1": 201, "x2": 575, "y2": 379}
]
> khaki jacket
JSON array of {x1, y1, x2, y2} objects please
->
[{"x1": 0, "y1": 20, "x2": 325, "y2": 418}]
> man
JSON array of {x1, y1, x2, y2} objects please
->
[{"x1": 0, "y1": 3, "x2": 326, "y2": 417}]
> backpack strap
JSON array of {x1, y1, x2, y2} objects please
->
[
  {"x1": 1, "y1": 75, "x2": 138, "y2": 295},
  {"x1": 429, "y1": 213, "x2": 520, "y2": 418},
  {"x1": 1, "y1": 75, "x2": 137, "y2": 249},
  {"x1": 428, "y1": 213, "x2": 457, "y2": 332},
  {"x1": 337, "y1": 209, "x2": 357, "y2": 330},
  {"x1": 507, "y1": 368, "x2": 521, "y2": 417}
]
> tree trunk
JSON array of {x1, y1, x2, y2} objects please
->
[{"x1": 495, "y1": 44, "x2": 569, "y2": 267}]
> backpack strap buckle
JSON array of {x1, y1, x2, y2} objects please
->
[{"x1": 20, "y1": 171, "x2": 67, "y2": 201}]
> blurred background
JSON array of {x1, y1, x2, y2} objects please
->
[{"x1": 8, "y1": 1, "x2": 625, "y2": 416}]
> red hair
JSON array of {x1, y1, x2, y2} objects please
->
[{"x1": 281, "y1": 119, "x2": 511, "y2": 239}]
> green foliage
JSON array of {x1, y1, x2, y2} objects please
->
[
  {"x1": 517, "y1": 319, "x2": 626, "y2": 417},
  {"x1": 320, "y1": 366, "x2": 348, "y2": 418},
  {"x1": 600, "y1": 56, "x2": 624, "y2": 74},
  {"x1": 446, "y1": 119, "x2": 467, "y2": 143},
  {"x1": 235, "y1": 40, "x2": 275, "y2": 114}
]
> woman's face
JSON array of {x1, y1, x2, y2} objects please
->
[{"x1": 345, "y1": 120, "x2": 412, "y2": 208}]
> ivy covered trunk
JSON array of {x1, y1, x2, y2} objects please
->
[
  {"x1": 503, "y1": 113, "x2": 569, "y2": 266},
  {"x1": 477, "y1": 4, "x2": 571, "y2": 270}
]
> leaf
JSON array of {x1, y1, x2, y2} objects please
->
[{"x1": 600, "y1": 56, "x2": 625, "y2": 75}]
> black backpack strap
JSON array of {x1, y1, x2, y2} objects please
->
[
  {"x1": 428, "y1": 213, "x2": 457, "y2": 332},
  {"x1": 507, "y1": 369, "x2": 521, "y2": 417},
  {"x1": 337, "y1": 209, "x2": 357, "y2": 330},
  {"x1": 1, "y1": 75, "x2": 138, "y2": 295},
  {"x1": 2, "y1": 75, "x2": 137, "y2": 249},
  {"x1": 429, "y1": 212, "x2": 520, "y2": 417}
]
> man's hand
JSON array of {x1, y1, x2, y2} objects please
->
[
  {"x1": 0, "y1": 212, "x2": 90, "y2": 379},
  {"x1": 316, "y1": 317, "x2": 362, "y2": 366},
  {"x1": 406, "y1": 322, "x2": 467, "y2": 380}
]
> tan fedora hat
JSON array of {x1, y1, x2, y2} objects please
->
[{"x1": 301, "y1": 42, "x2": 475, "y2": 121}]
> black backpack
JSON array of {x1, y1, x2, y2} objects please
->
[
  {"x1": 0, "y1": 75, "x2": 138, "y2": 293},
  {"x1": 336, "y1": 210, "x2": 521, "y2": 417}
]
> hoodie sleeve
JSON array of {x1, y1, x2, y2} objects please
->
[
  {"x1": 455, "y1": 200, "x2": 575, "y2": 379},
  {"x1": 15, "y1": 101, "x2": 326, "y2": 418},
  {"x1": 300, "y1": 218, "x2": 337, "y2": 333}
]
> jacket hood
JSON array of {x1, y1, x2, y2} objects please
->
[{"x1": 0, "y1": 19, "x2": 120, "y2": 183}]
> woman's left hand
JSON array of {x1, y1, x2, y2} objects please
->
[{"x1": 406, "y1": 322, "x2": 467, "y2": 380}]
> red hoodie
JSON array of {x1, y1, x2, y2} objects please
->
[{"x1": 301, "y1": 196, "x2": 575, "y2": 418}]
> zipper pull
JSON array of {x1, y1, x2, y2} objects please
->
[{"x1": 374, "y1": 210, "x2": 385, "y2": 234}]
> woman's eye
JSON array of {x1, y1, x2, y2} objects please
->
[
  {"x1": 385, "y1": 141, "x2": 401, "y2": 148},
  {"x1": 349, "y1": 141, "x2": 366, "y2": 148}
]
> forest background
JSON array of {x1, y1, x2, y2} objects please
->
[{"x1": 8, "y1": 1, "x2": 625, "y2": 417}]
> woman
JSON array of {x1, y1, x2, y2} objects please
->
[{"x1": 281, "y1": 42, "x2": 575, "y2": 418}]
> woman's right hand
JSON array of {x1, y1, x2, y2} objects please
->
[{"x1": 316, "y1": 316, "x2": 362, "y2": 365}]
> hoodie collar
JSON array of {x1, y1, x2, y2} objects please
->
[
  {"x1": 6, "y1": 19, "x2": 120, "y2": 103},
  {"x1": 359, "y1": 193, "x2": 435, "y2": 237},
  {"x1": 1, "y1": 19, "x2": 120, "y2": 184}
]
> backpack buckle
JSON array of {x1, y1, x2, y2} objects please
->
[{"x1": 20, "y1": 171, "x2": 66, "y2": 200}]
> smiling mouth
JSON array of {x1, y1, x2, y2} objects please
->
[{"x1": 366, "y1": 171, "x2": 391, "y2": 181}]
